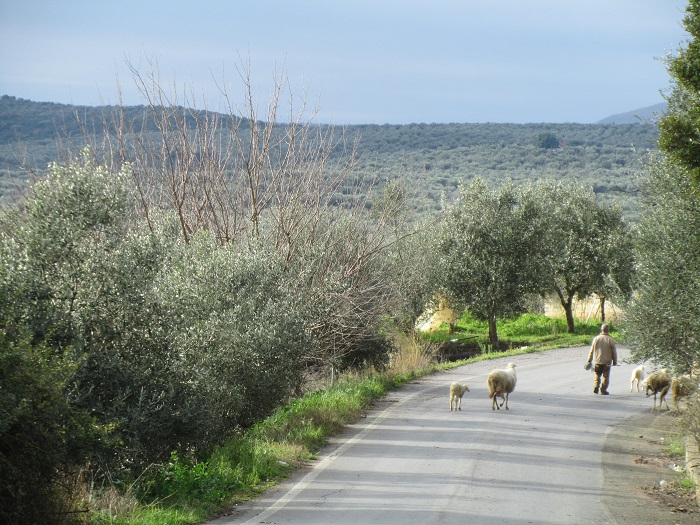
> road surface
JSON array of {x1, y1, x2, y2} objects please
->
[{"x1": 214, "y1": 346, "x2": 654, "y2": 524}]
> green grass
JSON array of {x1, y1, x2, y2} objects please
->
[
  {"x1": 88, "y1": 375, "x2": 404, "y2": 524},
  {"x1": 678, "y1": 473, "x2": 697, "y2": 493},
  {"x1": 424, "y1": 311, "x2": 621, "y2": 349},
  {"x1": 663, "y1": 435, "x2": 697, "y2": 495},
  {"x1": 86, "y1": 313, "x2": 625, "y2": 524},
  {"x1": 665, "y1": 435, "x2": 686, "y2": 457}
]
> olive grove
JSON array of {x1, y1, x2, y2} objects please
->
[{"x1": 434, "y1": 177, "x2": 633, "y2": 348}]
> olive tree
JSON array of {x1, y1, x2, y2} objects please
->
[
  {"x1": 0, "y1": 149, "x2": 316, "y2": 478},
  {"x1": 626, "y1": 0, "x2": 700, "y2": 372},
  {"x1": 0, "y1": 151, "x2": 133, "y2": 521},
  {"x1": 435, "y1": 177, "x2": 547, "y2": 350},
  {"x1": 625, "y1": 158, "x2": 700, "y2": 371},
  {"x1": 658, "y1": 0, "x2": 700, "y2": 186},
  {"x1": 529, "y1": 179, "x2": 632, "y2": 333}
]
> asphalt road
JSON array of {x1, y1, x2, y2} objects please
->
[{"x1": 215, "y1": 346, "x2": 655, "y2": 525}]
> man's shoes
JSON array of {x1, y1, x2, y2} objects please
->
[
  {"x1": 593, "y1": 388, "x2": 599, "y2": 394},
  {"x1": 600, "y1": 391, "x2": 610, "y2": 395}
]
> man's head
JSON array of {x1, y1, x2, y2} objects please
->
[{"x1": 601, "y1": 323, "x2": 609, "y2": 334}]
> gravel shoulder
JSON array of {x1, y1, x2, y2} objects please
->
[{"x1": 603, "y1": 409, "x2": 700, "y2": 524}]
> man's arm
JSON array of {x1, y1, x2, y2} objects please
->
[{"x1": 587, "y1": 339, "x2": 596, "y2": 363}]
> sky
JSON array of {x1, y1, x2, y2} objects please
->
[{"x1": 0, "y1": 0, "x2": 691, "y2": 125}]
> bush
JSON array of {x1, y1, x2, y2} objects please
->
[
  {"x1": 0, "y1": 151, "x2": 315, "y2": 494},
  {"x1": 0, "y1": 334, "x2": 103, "y2": 525},
  {"x1": 152, "y1": 232, "x2": 313, "y2": 439}
]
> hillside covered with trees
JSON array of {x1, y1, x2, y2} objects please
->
[{"x1": 0, "y1": 95, "x2": 659, "y2": 220}]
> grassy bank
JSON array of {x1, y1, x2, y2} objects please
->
[
  {"x1": 88, "y1": 314, "x2": 617, "y2": 524},
  {"x1": 425, "y1": 311, "x2": 614, "y2": 349}
]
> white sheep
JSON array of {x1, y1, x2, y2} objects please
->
[
  {"x1": 487, "y1": 362, "x2": 517, "y2": 411},
  {"x1": 644, "y1": 369, "x2": 672, "y2": 411},
  {"x1": 629, "y1": 365, "x2": 645, "y2": 392},
  {"x1": 449, "y1": 382, "x2": 470, "y2": 411},
  {"x1": 671, "y1": 374, "x2": 699, "y2": 412}
]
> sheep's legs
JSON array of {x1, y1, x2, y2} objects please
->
[
  {"x1": 650, "y1": 386, "x2": 671, "y2": 411},
  {"x1": 659, "y1": 386, "x2": 670, "y2": 410},
  {"x1": 491, "y1": 393, "x2": 507, "y2": 410},
  {"x1": 502, "y1": 393, "x2": 509, "y2": 410}
]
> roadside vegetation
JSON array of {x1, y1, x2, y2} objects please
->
[{"x1": 85, "y1": 314, "x2": 604, "y2": 525}]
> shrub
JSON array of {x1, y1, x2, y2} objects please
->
[{"x1": 0, "y1": 334, "x2": 103, "y2": 525}]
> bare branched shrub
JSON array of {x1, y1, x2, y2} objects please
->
[
  {"x1": 99, "y1": 56, "x2": 363, "y2": 250},
  {"x1": 91, "y1": 57, "x2": 416, "y2": 379}
]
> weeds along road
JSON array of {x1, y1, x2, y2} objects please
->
[{"x1": 215, "y1": 347, "x2": 652, "y2": 525}]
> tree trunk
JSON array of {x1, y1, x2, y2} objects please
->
[
  {"x1": 557, "y1": 288, "x2": 576, "y2": 333},
  {"x1": 488, "y1": 311, "x2": 499, "y2": 352},
  {"x1": 600, "y1": 295, "x2": 606, "y2": 322},
  {"x1": 564, "y1": 300, "x2": 575, "y2": 333}
]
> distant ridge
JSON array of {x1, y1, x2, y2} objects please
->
[{"x1": 597, "y1": 102, "x2": 666, "y2": 124}]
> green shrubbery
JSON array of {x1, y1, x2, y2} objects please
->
[
  {"x1": 0, "y1": 155, "x2": 299, "y2": 520},
  {"x1": 0, "y1": 144, "x2": 415, "y2": 523},
  {"x1": 0, "y1": 334, "x2": 104, "y2": 523}
]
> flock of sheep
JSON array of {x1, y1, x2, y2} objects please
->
[
  {"x1": 449, "y1": 361, "x2": 700, "y2": 413},
  {"x1": 634, "y1": 365, "x2": 700, "y2": 412}
]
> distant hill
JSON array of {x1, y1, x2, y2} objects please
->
[
  {"x1": 0, "y1": 95, "x2": 660, "y2": 221},
  {"x1": 597, "y1": 102, "x2": 667, "y2": 125}
]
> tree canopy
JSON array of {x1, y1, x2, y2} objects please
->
[
  {"x1": 434, "y1": 177, "x2": 548, "y2": 349},
  {"x1": 659, "y1": 0, "x2": 700, "y2": 186},
  {"x1": 529, "y1": 179, "x2": 633, "y2": 333},
  {"x1": 627, "y1": 0, "x2": 700, "y2": 372}
]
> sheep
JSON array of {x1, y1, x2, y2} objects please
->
[
  {"x1": 671, "y1": 374, "x2": 700, "y2": 412},
  {"x1": 644, "y1": 369, "x2": 672, "y2": 411},
  {"x1": 487, "y1": 362, "x2": 517, "y2": 411},
  {"x1": 629, "y1": 364, "x2": 645, "y2": 392},
  {"x1": 449, "y1": 382, "x2": 471, "y2": 411}
]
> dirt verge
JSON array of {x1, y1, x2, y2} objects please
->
[{"x1": 602, "y1": 410, "x2": 700, "y2": 524}]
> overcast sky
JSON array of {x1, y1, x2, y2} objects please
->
[{"x1": 0, "y1": 0, "x2": 690, "y2": 125}]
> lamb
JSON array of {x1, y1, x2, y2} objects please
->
[
  {"x1": 449, "y1": 382, "x2": 471, "y2": 411},
  {"x1": 487, "y1": 362, "x2": 517, "y2": 410},
  {"x1": 644, "y1": 369, "x2": 672, "y2": 411},
  {"x1": 671, "y1": 374, "x2": 700, "y2": 412},
  {"x1": 629, "y1": 364, "x2": 645, "y2": 392}
]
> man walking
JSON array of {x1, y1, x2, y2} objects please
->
[{"x1": 586, "y1": 323, "x2": 617, "y2": 395}]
